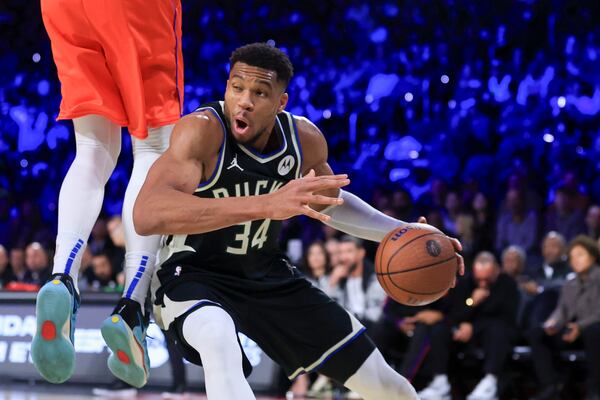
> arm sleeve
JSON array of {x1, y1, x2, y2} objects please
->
[{"x1": 321, "y1": 190, "x2": 404, "y2": 242}]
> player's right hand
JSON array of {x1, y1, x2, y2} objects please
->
[{"x1": 265, "y1": 169, "x2": 350, "y2": 222}]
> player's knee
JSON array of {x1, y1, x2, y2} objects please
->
[{"x1": 182, "y1": 307, "x2": 240, "y2": 363}]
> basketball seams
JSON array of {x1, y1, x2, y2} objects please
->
[
  {"x1": 376, "y1": 228, "x2": 397, "y2": 297},
  {"x1": 384, "y1": 231, "x2": 440, "y2": 278},
  {"x1": 377, "y1": 254, "x2": 456, "y2": 276},
  {"x1": 387, "y1": 262, "x2": 457, "y2": 295},
  {"x1": 377, "y1": 228, "x2": 456, "y2": 304}
]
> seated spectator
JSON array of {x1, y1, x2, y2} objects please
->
[
  {"x1": 329, "y1": 235, "x2": 386, "y2": 331},
  {"x1": 9, "y1": 247, "x2": 27, "y2": 282},
  {"x1": 523, "y1": 231, "x2": 570, "y2": 286},
  {"x1": 456, "y1": 213, "x2": 476, "y2": 267},
  {"x1": 521, "y1": 232, "x2": 571, "y2": 330},
  {"x1": 301, "y1": 241, "x2": 340, "y2": 300},
  {"x1": 501, "y1": 245, "x2": 527, "y2": 283},
  {"x1": 370, "y1": 295, "x2": 452, "y2": 381},
  {"x1": 0, "y1": 245, "x2": 15, "y2": 288},
  {"x1": 324, "y1": 237, "x2": 341, "y2": 267},
  {"x1": 527, "y1": 235, "x2": 600, "y2": 400},
  {"x1": 24, "y1": 242, "x2": 50, "y2": 287},
  {"x1": 501, "y1": 245, "x2": 531, "y2": 329},
  {"x1": 418, "y1": 252, "x2": 519, "y2": 400},
  {"x1": 545, "y1": 187, "x2": 586, "y2": 242},
  {"x1": 472, "y1": 192, "x2": 495, "y2": 255},
  {"x1": 85, "y1": 253, "x2": 118, "y2": 291},
  {"x1": 585, "y1": 204, "x2": 600, "y2": 240},
  {"x1": 442, "y1": 191, "x2": 462, "y2": 236},
  {"x1": 496, "y1": 188, "x2": 539, "y2": 256}
]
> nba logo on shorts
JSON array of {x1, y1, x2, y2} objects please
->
[
  {"x1": 278, "y1": 155, "x2": 295, "y2": 176},
  {"x1": 174, "y1": 266, "x2": 182, "y2": 276}
]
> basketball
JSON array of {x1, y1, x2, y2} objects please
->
[{"x1": 375, "y1": 223, "x2": 458, "y2": 306}]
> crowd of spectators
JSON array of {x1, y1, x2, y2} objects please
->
[{"x1": 2, "y1": 0, "x2": 600, "y2": 398}]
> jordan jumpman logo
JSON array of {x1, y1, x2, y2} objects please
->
[{"x1": 227, "y1": 153, "x2": 244, "y2": 171}]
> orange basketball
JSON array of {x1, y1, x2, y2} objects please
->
[{"x1": 375, "y1": 223, "x2": 458, "y2": 306}]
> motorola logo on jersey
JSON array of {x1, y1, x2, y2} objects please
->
[{"x1": 277, "y1": 155, "x2": 295, "y2": 176}]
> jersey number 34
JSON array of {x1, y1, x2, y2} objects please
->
[{"x1": 226, "y1": 219, "x2": 271, "y2": 255}]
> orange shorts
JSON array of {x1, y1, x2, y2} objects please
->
[{"x1": 41, "y1": 0, "x2": 184, "y2": 138}]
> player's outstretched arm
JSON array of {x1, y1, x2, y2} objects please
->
[
  {"x1": 295, "y1": 116, "x2": 464, "y2": 275},
  {"x1": 134, "y1": 113, "x2": 349, "y2": 236}
]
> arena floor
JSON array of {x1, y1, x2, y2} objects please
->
[{"x1": 0, "y1": 385, "x2": 284, "y2": 399}]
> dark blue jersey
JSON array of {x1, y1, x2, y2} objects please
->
[{"x1": 159, "y1": 101, "x2": 303, "y2": 279}]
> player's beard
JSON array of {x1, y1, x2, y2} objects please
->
[{"x1": 241, "y1": 124, "x2": 269, "y2": 147}]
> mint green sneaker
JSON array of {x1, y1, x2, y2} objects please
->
[
  {"x1": 31, "y1": 273, "x2": 80, "y2": 383},
  {"x1": 101, "y1": 298, "x2": 150, "y2": 388}
]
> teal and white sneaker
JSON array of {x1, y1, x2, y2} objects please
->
[
  {"x1": 31, "y1": 273, "x2": 80, "y2": 384},
  {"x1": 101, "y1": 298, "x2": 150, "y2": 388}
]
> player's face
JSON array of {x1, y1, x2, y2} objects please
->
[{"x1": 224, "y1": 62, "x2": 288, "y2": 146}]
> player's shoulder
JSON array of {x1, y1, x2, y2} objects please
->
[
  {"x1": 293, "y1": 115, "x2": 327, "y2": 148},
  {"x1": 170, "y1": 110, "x2": 224, "y2": 160}
]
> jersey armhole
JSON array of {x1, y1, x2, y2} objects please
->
[
  {"x1": 195, "y1": 107, "x2": 227, "y2": 192},
  {"x1": 289, "y1": 114, "x2": 303, "y2": 179}
]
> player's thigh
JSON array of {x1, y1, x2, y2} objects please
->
[
  {"x1": 41, "y1": 0, "x2": 126, "y2": 123},
  {"x1": 240, "y1": 280, "x2": 374, "y2": 381}
]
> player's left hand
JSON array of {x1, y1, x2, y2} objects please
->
[{"x1": 417, "y1": 216, "x2": 465, "y2": 284}]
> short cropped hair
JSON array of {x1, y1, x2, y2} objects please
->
[{"x1": 230, "y1": 42, "x2": 294, "y2": 87}]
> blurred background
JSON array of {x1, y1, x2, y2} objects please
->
[{"x1": 1, "y1": 1, "x2": 600, "y2": 399}]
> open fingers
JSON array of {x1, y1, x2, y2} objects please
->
[
  {"x1": 302, "y1": 172, "x2": 348, "y2": 181},
  {"x1": 309, "y1": 195, "x2": 344, "y2": 206},
  {"x1": 418, "y1": 216, "x2": 427, "y2": 224},
  {"x1": 449, "y1": 237, "x2": 463, "y2": 252},
  {"x1": 456, "y1": 253, "x2": 465, "y2": 276},
  {"x1": 306, "y1": 177, "x2": 350, "y2": 192},
  {"x1": 301, "y1": 205, "x2": 331, "y2": 223}
]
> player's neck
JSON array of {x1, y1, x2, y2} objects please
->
[{"x1": 246, "y1": 121, "x2": 279, "y2": 154}]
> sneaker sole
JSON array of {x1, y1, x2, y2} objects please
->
[
  {"x1": 31, "y1": 279, "x2": 75, "y2": 383},
  {"x1": 101, "y1": 315, "x2": 148, "y2": 388}
]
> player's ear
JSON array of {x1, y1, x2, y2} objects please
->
[{"x1": 278, "y1": 92, "x2": 289, "y2": 113}]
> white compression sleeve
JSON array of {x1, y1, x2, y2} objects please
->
[
  {"x1": 53, "y1": 115, "x2": 121, "y2": 289},
  {"x1": 122, "y1": 124, "x2": 173, "y2": 308},
  {"x1": 182, "y1": 306, "x2": 255, "y2": 400},
  {"x1": 322, "y1": 190, "x2": 404, "y2": 242}
]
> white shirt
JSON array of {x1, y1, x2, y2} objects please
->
[
  {"x1": 346, "y1": 276, "x2": 365, "y2": 319},
  {"x1": 543, "y1": 263, "x2": 554, "y2": 280}
]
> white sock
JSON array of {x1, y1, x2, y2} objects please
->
[
  {"x1": 52, "y1": 115, "x2": 121, "y2": 291},
  {"x1": 121, "y1": 125, "x2": 173, "y2": 309},
  {"x1": 344, "y1": 349, "x2": 418, "y2": 400},
  {"x1": 182, "y1": 306, "x2": 255, "y2": 400}
]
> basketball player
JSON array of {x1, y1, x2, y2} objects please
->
[
  {"x1": 31, "y1": 0, "x2": 183, "y2": 388},
  {"x1": 135, "y1": 43, "x2": 464, "y2": 399}
]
